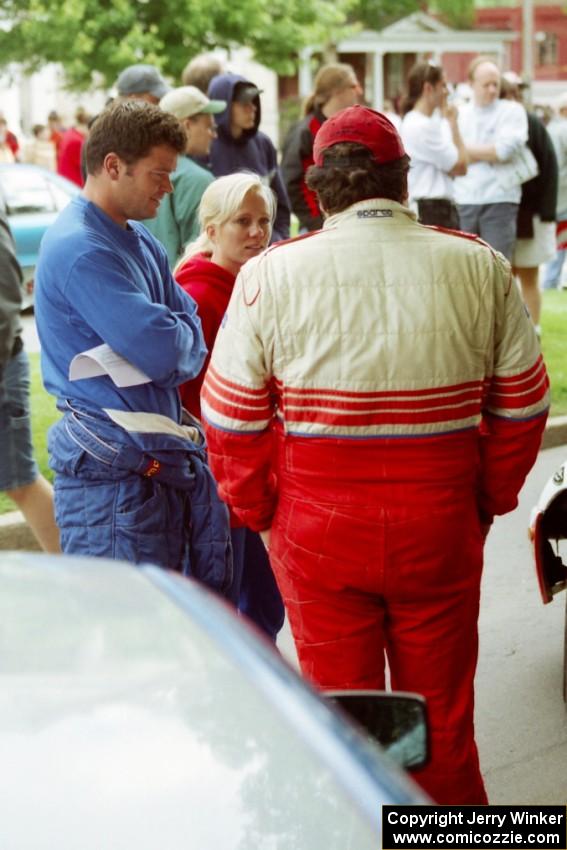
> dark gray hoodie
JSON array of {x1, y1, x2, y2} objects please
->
[
  {"x1": 208, "y1": 73, "x2": 290, "y2": 242},
  {"x1": 0, "y1": 210, "x2": 23, "y2": 367}
]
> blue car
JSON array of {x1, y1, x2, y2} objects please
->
[
  {"x1": 0, "y1": 553, "x2": 428, "y2": 848},
  {"x1": 0, "y1": 163, "x2": 79, "y2": 308}
]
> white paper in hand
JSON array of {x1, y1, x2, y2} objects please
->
[{"x1": 69, "y1": 343, "x2": 151, "y2": 388}]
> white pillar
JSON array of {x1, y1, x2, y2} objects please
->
[
  {"x1": 522, "y1": 0, "x2": 534, "y2": 107},
  {"x1": 298, "y1": 48, "x2": 313, "y2": 98},
  {"x1": 522, "y1": 0, "x2": 534, "y2": 83},
  {"x1": 373, "y1": 49, "x2": 384, "y2": 110}
]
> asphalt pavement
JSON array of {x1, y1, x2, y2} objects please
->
[{"x1": 475, "y1": 442, "x2": 567, "y2": 805}]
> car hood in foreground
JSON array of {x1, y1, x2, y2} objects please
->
[{"x1": 0, "y1": 554, "x2": 424, "y2": 849}]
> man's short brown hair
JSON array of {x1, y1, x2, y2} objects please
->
[
  {"x1": 306, "y1": 142, "x2": 409, "y2": 215},
  {"x1": 85, "y1": 100, "x2": 186, "y2": 175}
]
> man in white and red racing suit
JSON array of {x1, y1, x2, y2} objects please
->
[{"x1": 201, "y1": 106, "x2": 549, "y2": 804}]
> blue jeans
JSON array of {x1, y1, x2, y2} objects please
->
[
  {"x1": 0, "y1": 348, "x2": 38, "y2": 491},
  {"x1": 543, "y1": 208, "x2": 567, "y2": 289}
]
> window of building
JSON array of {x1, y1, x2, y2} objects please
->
[{"x1": 537, "y1": 32, "x2": 558, "y2": 66}]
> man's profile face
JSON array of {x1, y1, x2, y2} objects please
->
[
  {"x1": 471, "y1": 62, "x2": 501, "y2": 108},
  {"x1": 230, "y1": 100, "x2": 257, "y2": 136},
  {"x1": 185, "y1": 113, "x2": 216, "y2": 157},
  {"x1": 117, "y1": 143, "x2": 177, "y2": 222}
]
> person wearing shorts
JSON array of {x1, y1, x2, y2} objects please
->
[
  {"x1": 500, "y1": 73, "x2": 558, "y2": 336},
  {"x1": 543, "y1": 95, "x2": 567, "y2": 291},
  {"x1": 0, "y1": 209, "x2": 60, "y2": 551}
]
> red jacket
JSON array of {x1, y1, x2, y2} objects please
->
[
  {"x1": 6, "y1": 130, "x2": 19, "y2": 157},
  {"x1": 57, "y1": 128, "x2": 85, "y2": 187},
  {"x1": 175, "y1": 252, "x2": 235, "y2": 418}
]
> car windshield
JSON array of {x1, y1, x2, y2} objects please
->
[{"x1": 0, "y1": 169, "x2": 72, "y2": 215}]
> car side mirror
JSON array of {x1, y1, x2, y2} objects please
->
[{"x1": 326, "y1": 691, "x2": 429, "y2": 770}]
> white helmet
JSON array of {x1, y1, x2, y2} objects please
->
[{"x1": 529, "y1": 460, "x2": 567, "y2": 604}]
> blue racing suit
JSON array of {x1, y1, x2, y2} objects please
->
[
  {"x1": 48, "y1": 403, "x2": 232, "y2": 593},
  {"x1": 35, "y1": 195, "x2": 232, "y2": 594}
]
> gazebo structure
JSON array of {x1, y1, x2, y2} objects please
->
[{"x1": 298, "y1": 11, "x2": 518, "y2": 109}]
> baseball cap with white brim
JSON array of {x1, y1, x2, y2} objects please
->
[{"x1": 160, "y1": 86, "x2": 226, "y2": 120}]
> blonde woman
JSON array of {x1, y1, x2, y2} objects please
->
[
  {"x1": 175, "y1": 172, "x2": 285, "y2": 640},
  {"x1": 281, "y1": 63, "x2": 362, "y2": 232}
]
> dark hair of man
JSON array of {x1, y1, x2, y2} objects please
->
[
  {"x1": 306, "y1": 143, "x2": 409, "y2": 215},
  {"x1": 85, "y1": 100, "x2": 186, "y2": 175},
  {"x1": 401, "y1": 61, "x2": 444, "y2": 116}
]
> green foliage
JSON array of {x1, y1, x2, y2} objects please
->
[
  {"x1": 348, "y1": 0, "x2": 475, "y2": 31},
  {"x1": 541, "y1": 291, "x2": 567, "y2": 418},
  {"x1": 347, "y1": 0, "x2": 420, "y2": 30},
  {"x1": 0, "y1": 0, "x2": 351, "y2": 90},
  {"x1": 432, "y1": 0, "x2": 474, "y2": 28}
]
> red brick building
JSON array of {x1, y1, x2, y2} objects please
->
[{"x1": 443, "y1": 4, "x2": 567, "y2": 90}]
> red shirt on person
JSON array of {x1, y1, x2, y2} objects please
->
[
  {"x1": 57, "y1": 127, "x2": 86, "y2": 187},
  {"x1": 174, "y1": 252, "x2": 235, "y2": 419}
]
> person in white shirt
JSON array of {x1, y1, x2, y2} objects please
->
[
  {"x1": 454, "y1": 57, "x2": 528, "y2": 260},
  {"x1": 401, "y1": 61, "x2": 467, "y2": 228}
]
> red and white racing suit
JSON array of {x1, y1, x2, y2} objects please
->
[{"x1": 202, "y1": 199, "x2": 549, "y2": 804}]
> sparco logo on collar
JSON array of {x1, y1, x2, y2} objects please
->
[{"x1": 357, "y1": 209, "x2": 393, "y2": 218}]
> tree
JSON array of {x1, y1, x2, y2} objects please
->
[
  {"x1": 349, "y1": 0, "x2": 475, "y2": 31},
  {"x1": 347, "y1": 0, "x2": 421, "y2": 31},
  {"x1": 0, "y1": 0, "x2": 351, "y2": 90},
  {"x1": 432, "y1": 0, "x2": 474, "y2": 28}
]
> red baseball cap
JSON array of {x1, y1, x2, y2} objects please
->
[{"x1": 313, "y1": 105, "x2": 406, "y2": 166}]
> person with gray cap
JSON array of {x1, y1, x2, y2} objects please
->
[
  {"x1": 144, "y1": 86, "x2": 226, "y2": 266},
  {"x1": 207, "y1": 72, "x2": 290, "y2": 242},
  {"x1": 0, "y1": 209, "x2": 60, "y2": 553},
  {"x1": 116, "y1": 63, "x2": 171, "y2": 104}
]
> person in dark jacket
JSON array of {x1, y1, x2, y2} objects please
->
[
  {"x1": 207, "y1": 73, "x2": 290, "y2": 243},
  {"x1": 0, "y1": 210, "x2": 60, "y2": 552},
  {"x1": 281, "y1": 63, "x2": 362, "y2": 232},
  {"x1": 501, "y1": 73, "x2": 558, "y2": 335}
]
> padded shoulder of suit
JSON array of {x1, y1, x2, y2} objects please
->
[
  {"x1": 238, "y1": 230, "x2": 323, "y2": 305},
  {"x1": 264, "y1": 229, "x2": 323, "y2": 256},
  {"x1": 423, "y1": 224, "x2": 513, "y2": 293},
  {"x1": 422, "y1": 224, "x2": 494, "y2": 250}
]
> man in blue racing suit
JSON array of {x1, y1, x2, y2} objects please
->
[{"x1": 35, "y1": 100, "x2": 232, "y2": 595}]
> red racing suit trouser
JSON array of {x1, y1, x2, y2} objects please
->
[{"x1": 269, "y1": 428, "x2": 488, "y2": 805}]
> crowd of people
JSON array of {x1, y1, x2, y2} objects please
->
[{"x1": 0, "y1": 53, "x2": 556, "y2": 804}]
